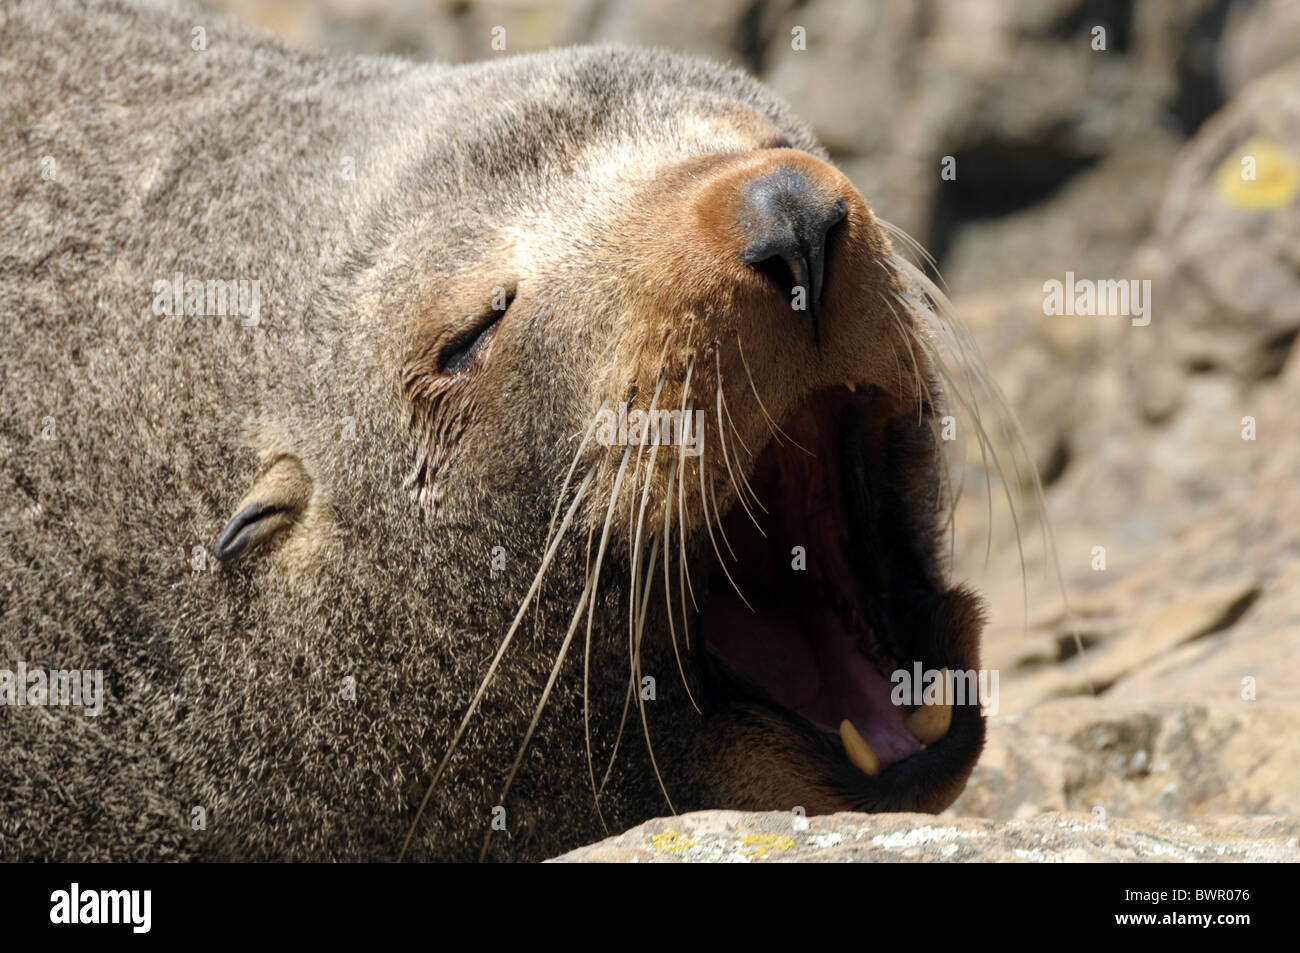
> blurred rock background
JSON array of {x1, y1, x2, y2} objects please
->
[{"x1": 192, "y1": 0, "x2": 1300, "y2": 856}]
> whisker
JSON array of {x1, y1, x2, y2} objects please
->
[
  {"x1": 880, "y1": 289, "x2": 964, "y2": 558},
  {"x1": 479, "y1": 527, "x2": 609, "y2": 860},
  {"x1": 660, "y1": 455, "x2": 701, "y2": 713},
  {"x1": 582, "y1": 443, "x2": 634, "y2": 820},
  {"x1": 532, "y1": 396, "x2": 610, "y2": 639},
  {"x1": 878, "y1": 279, "x2": 930, "y2": 423},
  {"x1": 736, "y1": 332, "x2": 811, "y2": 455},
  {"x1": 715, "y1": 348, "x2": 764, "y2": 536},
  {"x1": 895, "y1": 268, "x2": 1026, "y2": 610},
  {"x1": 598, "y1": 679, "x2": 635, "y2": 797},
  {"x1": 676, "y1": 357, "x2": 699, "y2": 617},
  {"x1": 719, "y1": 367, "x2": 768, "y2": 515},
  {"x1": 894, "y1": 285, "x2": 998, "y2": 571},
  {"x1": 890, "y1": 255, "x2": 1088, "y2": 682},
  {"x1": 696, "y1": 394, "x2": 752, "y2": 612},
  {"x1": 399, "y1": 464, "x2": 597, "y2": 861},
  {"x1": 629, "y1": 358, "x2": 671, "y2": 677},
  {"x1": 631, "y1": 533, "x2": 676, "y2": 813}
]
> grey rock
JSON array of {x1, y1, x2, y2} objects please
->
[{"x1": 552, "y1": 808, "x2": 1300, "y2": 861}]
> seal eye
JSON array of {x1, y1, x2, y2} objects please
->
[{"x1": 438, "y1": 295, "x2": 511, "y2": 375}]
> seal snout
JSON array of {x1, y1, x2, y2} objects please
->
[{"x1": 736, "y1": 167, "x2": 848, "y2": 330}]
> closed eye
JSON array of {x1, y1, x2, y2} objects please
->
[{"x1": 438, "y1": 293, "x2": 512, "y2": 374}]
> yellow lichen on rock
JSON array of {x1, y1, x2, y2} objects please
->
[
  {"x1": 738, "y1": 834, "x2": 796, "y2": 858},
  {"x1": 647, "y1": 830, "x2": 699, "y2": 854},
  {"x1": 1214, "y1": 136, "x2": 1300, "y2": 210}
]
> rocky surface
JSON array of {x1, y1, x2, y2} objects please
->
[
  {"x1": 553, "y1": 810, "x2": 1300, "y2": 862},
  {"x1": 190, "y1": 0, "x2": 1300, "y2": 861}
]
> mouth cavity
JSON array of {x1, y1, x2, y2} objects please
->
[{"x1": 699, "y1": 385, "x2": 984, "y2": 802}]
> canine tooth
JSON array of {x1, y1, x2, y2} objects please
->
[
  {"x1": 839, "y1": 719, "x2": 880, "y2": 776},
  {"x1": 905, "y1": 702, "x2": 953, "y2": 745},
  {"x1": 845, "y1": 381, "x2": 857, "y2": 392}
]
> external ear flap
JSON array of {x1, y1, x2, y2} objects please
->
[{"x1": 212, "y1": 455, "x2": 313, "y2": 562}]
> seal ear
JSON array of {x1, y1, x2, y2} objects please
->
[{"x1": 213, "y1": 455, "x2": 313, "y2": 562}]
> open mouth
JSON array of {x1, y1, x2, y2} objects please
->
[{"x1": 697, "y1": 385, "x2": 987, "y2": 813}]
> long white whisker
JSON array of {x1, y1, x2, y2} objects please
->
[
  {"x1": 582, "y1": 443, "x2": 633, "y2": 816},
  {"x1": 632, "y1": 534, "x2": 676, "y2": 813},
  {"x1": 676, "y1": 358, "x2": 698, "y2": 616},
  {"x1": 660, "y1": 455, "x2": 701, "y2": 713},
  {"x1": 736, "y1": 332, "x2": 811, "y2": 456},
  {"x1": 532, "y1": 397, "x2": 610, "y2": 639},
  {"x1": 715, "y1": 347, "x2": 764, "y2": 536},
  {"x1": 720, "y1": 370, "x2": 767, "y2": 515},
  {"x1": 399, "y1": 464, "x2": 597, "y2": 861},
  {"x1": 697, "y1": 395, "x2": 752, "y2": 612}
]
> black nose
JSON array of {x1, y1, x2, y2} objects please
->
[{"x1": 737, "y1": 167, "x2": 847, "y2": 334}]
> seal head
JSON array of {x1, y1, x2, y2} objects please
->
[{"x1": 1, "y1": 5, "x2": 989, "y2": 861}]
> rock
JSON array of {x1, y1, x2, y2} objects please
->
[
  {"x1": 952, "y1": 698, "x2": 1300, "y2": 821},
  {"x1": 917, "y1": 59, "x2": 1300, "y2": 850},
  {"x1": 198, "y1": 0, "x2": 1234, "y2": 273},
  {"x1": 551, "y1": 809, "x2": 1300, "y2": 862},
  {"x1": 586, "y1": 0, "x2": 784, "y2": 70},
  {"x1": 945, "y1": 55, "x2": 1300, "y2": 704},
  {"x1": 936, "y1": 131, "x2": 1182, "y2": 297},
  {"x1": 762, "y1": 0, "x2": 928, "y2": 158},
  {"x1": 971, "y1": 343, "x2": 1300, "y2": 727},
  {"x1": 1130, "y1": 60, "x2": 1300, "y2": 393},
  {"x1": 1221, "y1": 0, "x2": 1300, "y2": 95}
]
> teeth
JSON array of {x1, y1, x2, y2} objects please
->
[
  {"x1": 845, "y1": 381, "x2": 857, "y2": 392},
  {"x1": 905, "y1": 702, "x2": 952, "y2": 744},
  {"x1": 839, "y1": 719, "x2": 880, "y2": 776},
  {"x1": 905, "y1": 669, "x2": 953, "y2": 744}
]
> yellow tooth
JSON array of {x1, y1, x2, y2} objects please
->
[
  {"x1": 905, "y1": 700, "x2": 953, "y2": 745},
  {"x1": 839, "y1": 719, "x2": 880, "y2": 776}
]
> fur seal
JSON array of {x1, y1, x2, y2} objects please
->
[{"x1": 0, "y1": 0, "x2": 992, "y2": 861}]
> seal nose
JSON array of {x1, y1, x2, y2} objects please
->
[{"x1": 737, "y1": 166, "x2": 847, "y2": 333}]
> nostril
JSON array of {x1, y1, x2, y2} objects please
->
[
  {"x1": 740, "y1": 234, "x2": 809, "y2": 301},
  {"x1": 737, "y1": 168, "x2": 848, "y2": 320},
  {"x1": 812, "y1": 196, "x2": 848, "y2": 294},
  {"x1": 749, "y1": 254, "x2": 800, "y2": 300}
]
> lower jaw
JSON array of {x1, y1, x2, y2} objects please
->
[
  {"x1": 702, "y1": 590, "x2": 925, "y2": 769},
  {"x1": 692, "y1": 671, "x2": 987, "y2": 815}
]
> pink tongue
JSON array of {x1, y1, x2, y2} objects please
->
[
  {"x1": 797, "y1": 624, "x2": 922, "y2": 767},
  {"x1": 704, "y1": 595, "x2": 922, "y2": 769}
]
